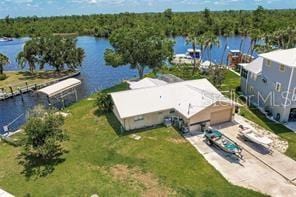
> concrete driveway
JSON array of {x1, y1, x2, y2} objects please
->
[
  {"x1": 185, "y1": 121, "x2": 296, "y2": 196},
  {"x1": 215, "y1": 121, "x2": 296, "y2": 184}
]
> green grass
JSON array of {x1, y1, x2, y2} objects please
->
[
  {"x1": 0, "y1": 83, "x2": 262, "y2": 196},
  {"x1": 0, "y1": 70, "x2": 75, "y2": 92},
  {"x1": 221, "y1": 71, "x2": 296, "y2": 160},
  {"x1": 148, "y1": 65, "x2": 203, "y2": 80}
]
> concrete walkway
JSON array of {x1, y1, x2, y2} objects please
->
[
  {"x1": 185, "y1": 127, "x2": 296, "y2": 196},
  {"x1": 0, "y1": 189, "x2": 14, "y2": 197},
  {"x1": 284, "y1": 122, "x2": 296, "y2": 133}
]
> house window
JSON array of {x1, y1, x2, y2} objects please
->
[
  {"x1": 241, "y1": 68, "x2": 248, "y2": 79},
  {"x1": 251, "y1": 73, "x2": 257, "y2": 81},
  {"x1": 275, "y1": 82, "x2": 281, "y2": 92},
  {"x1": 134, "y1": 115, "x2": 144, "y2": 121},
  {"x1": 293, "y1": 88, "x2": 296, "y2": 101},
  {"x1": 266, "y1": 59, "x2": 272, "y2": 67},
  {"x1": 248, "y1": 85, "x2": 254, "y2": 94},
  {"x1": 279, "y1": 64, "x2": 285, "y2": 72}
]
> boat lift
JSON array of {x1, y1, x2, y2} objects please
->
[{"x1": 37, "y1": 78, "x2": 81, "y2": 108}]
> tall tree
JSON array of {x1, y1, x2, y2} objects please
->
[
  {"x1": 16, "y1": 39, "x2": 39, "y2": 73},
  {"x1": 163, "y1": 8, "x2": 173, "y2": 20},
  {"x1": 0, "y1": 53, "x2": 9, "y2": 75},
  {"x1": 104, "y1": 26, "x2": 174, "y2": 79},
  {"x1": 203, "y1": 32, "x2": 220, "y2": 63},
  {"x1": 186, "y1": 34, "x2": 199, "y2": 75},
  {"x1": 4, "y1": 15, "x2": 10, "y2": 25},
  {"x1": 17, "y1": 36, "x2": 85, "y2": 72},
  {"x1": 41, "y1": 36, "x2": 83, "y2": 71},
  {"x1": 203, "y1": 8, "x2": 213, "y2": 26},
  {"x1": 252, "y1": 6, "x2": 266, "y2": 29},
  {"x1": 220, "y1": 29, "x2": 232, "y2": 65},
  {"x1": 248, "y1": 29, "x2": 261, "y2": 56}
]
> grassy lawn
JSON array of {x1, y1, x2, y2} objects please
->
[
  {"x1": 0, "y1": 83, "x2": 262, "y2": 196},
  {"x1": 0, "y1": 70, "x2": 75, "y2": 92},
  {"x1": 221, "y1": 71, "x2": 296, "y2": 160}
]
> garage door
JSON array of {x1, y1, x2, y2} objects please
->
[
  {"x1": 189, "y1": 124, "x2": 201, "y2": 132},
  {"x1": 210, "y1": 108, "x2": 232, "y2": 125}
]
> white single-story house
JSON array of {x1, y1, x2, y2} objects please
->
[{"x1": 111, "y1": 78, "x2": 236, "y2": 132}]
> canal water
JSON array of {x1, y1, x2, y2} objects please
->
[{"x1": 0, "y1": 36, "x2": 256, "y2": 133}]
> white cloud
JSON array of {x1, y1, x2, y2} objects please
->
[{"x1": 88, "y1": 0, "x2": 97, "y2": 4}]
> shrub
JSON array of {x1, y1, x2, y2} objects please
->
[
  {"x1": 0, "y1": 74, "x2": 7, "y2": 80},
  {"x1": 96, "y1": 93, "x2": 113, "y2": 113},
  {"x1": 21, "y1": 106, "x2": 68, "y2": 161}
]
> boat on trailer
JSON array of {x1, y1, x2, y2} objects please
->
[
  {"x1": 204, "y1": 128, "x2": 243, "y2": 159},
  {"x1": 238, "y1": 125, "x2": 273, "y2": 152}
]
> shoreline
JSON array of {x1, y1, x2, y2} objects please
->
[{"x1": 0, "y1": 70, "x2": 80, "y2": 101}]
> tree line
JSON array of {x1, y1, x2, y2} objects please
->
[
  {"x1": 1, "y1": 7, "x2": 296, "y2": 82},
  {"x1": 0, "y1": 7, "x2": 295, "y2": 38}
]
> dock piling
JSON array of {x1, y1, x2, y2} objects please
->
[{"x1": 9, "y1": 86, "x2": 13, "y2": 96}]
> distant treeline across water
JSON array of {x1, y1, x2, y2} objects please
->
[{"x1": 0, "y1": 7, "x2": 296, "y2": 38}]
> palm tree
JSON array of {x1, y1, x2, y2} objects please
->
[
  {"x1": 248, "y1": 29, "x2": 260, "y2": 56},
  {"x1": 239, "y1": 28, "x2": 248, "y2": 53},
  {"x1": 204, "y1": 32, "x2": 220, "y2": 64},
  {"x1": 186, "y1": 34, "x2": 198, "y2": 75},
  {"x1": 220, "y1": 30, "x2": 233, "y2": 66},
  {"x1": 0, "y1": 53, "x2": 9, "y2": 75}
]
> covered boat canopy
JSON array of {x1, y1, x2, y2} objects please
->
[{"x1": 38, "y1": 78, "x2": 81, "y2": 98}]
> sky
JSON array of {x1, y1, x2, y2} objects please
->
[{"x1": 0, "y1": 0, "x2": 295, "y2": 18}]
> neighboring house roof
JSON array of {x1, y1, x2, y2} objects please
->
[
  {"x1": 158, "y1": 74, "x2": 184, "y2": 83},
  {"x1": 37, "y1": 78, "x2": 81, "y2": 97},
  {"x1": 111, "y1": 79, "x2": 234, "y2": 119},
  {"x1": 259, "y1": 48, "x2": 296, "y2": 67},
  {"x1": 244, "y1": 57, "x2": 264, "y2": 74},
  {"x1": 127, "y1": 77, "x2": 168, "y2": 90},
  {"x1": 238, "y1": 63, "x2": 248, "y2": 68}
]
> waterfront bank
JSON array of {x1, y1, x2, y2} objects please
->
[{"x1": 0, "y1": 36, "x2": 256, "y2": 133}]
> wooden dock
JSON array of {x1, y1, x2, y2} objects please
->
[{"x1": 0, "y1": 71, "x2": 81, "y2": 101}]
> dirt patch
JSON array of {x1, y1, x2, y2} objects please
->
[
  {"x1": 146, "y1": 136, "x2": 157, "y2": 140},
  {"x1": 166, "y1": 137, "x2": 186, "y2": 144},
  {"x1": 110, "y1": 164, "x2": 175, "y2": 196}
]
